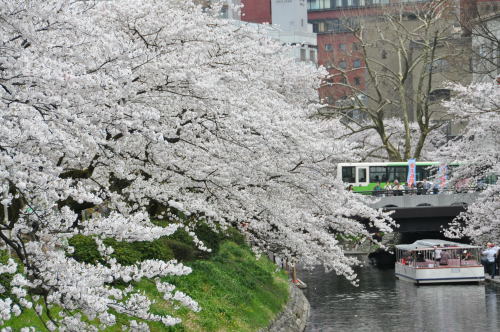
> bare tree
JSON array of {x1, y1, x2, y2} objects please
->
[
  {"x1": 316, "y1": 0, "x2": 471, "y2": 161},
  {"x1": 464, "y1": 8, "x2": 500, "y2": 82}
]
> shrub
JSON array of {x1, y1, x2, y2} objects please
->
[
  {"x1": 194, "y1": 223, "x2": 224, "y2": 254},
  {"x1": 142, "y1": 237, "x2": 175, "y2": 262},
  {"x1": 67, "y1": 224, "x2": 246, "y2": 266},
  {"x1": 0, "y1": 249, "x2": 14, "y2": 299},
  {"x1": 103, "y1": 239, "x2": 143, "y2": 266},
  {"x1": 68, "y1": 234, "x2": 101, "y2": 264},
  {"x1": 68, "y1": 235, "x2": 175, "y2": 266},
  {"x1": 224, "y1": 227, "x2": 246, "y2": 246},
  {"x1": 103, "y1": 238, "x2": 174, "y2": 266},
  {"x1": 164, "y1": 239, "x2": 196, "y2": 261}
]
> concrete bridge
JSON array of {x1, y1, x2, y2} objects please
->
[
  {"x1": 364, "y1": 192, "x2": 480, "y2": 233},
  {"x1": 367, "y1": 192, "x2": 480, "y2": 209}
]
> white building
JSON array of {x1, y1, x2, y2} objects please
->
[
  {"x1": 217, "y1": 0, "x2": 317, "y2": 64},
  {"x1": 269, "y1": 0, "x2": 317, "y2": 63}
]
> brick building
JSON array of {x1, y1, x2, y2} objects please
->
[
  {"x1": 307, "y1": 0, "x2": 500, "y2": 106},
  {"x1": 241, "y1": 0, "x2": 272, "y2": 23}
]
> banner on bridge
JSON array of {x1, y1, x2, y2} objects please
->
[{"x1": 407, "y1": 159, "x2": 416, "y2": 186}]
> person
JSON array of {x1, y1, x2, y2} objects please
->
[
  {"x1": 462, "y1": 250, "x2": 473, "y2": 261},
  {"x1": 440, "y1": 249, "x2": 450, "y2": 266},
  {"x1": 346, "y1": 184, "x2": 354, "y2": 192},
  {"x1": 403, "y1": 252, "x2": 413, "y2": 265},
  {"x1": 422, "y1": 179, "x2": 432, "y2": 194},
  {"x1": 384, "y1": 181, "x2": 393, "y2": 196},
  {"x1": 416, "y1": 251, "x2": 425, "y2": 262},
  {"x1": 404, "y1": 183, "x2": 410, "y2": 195},
  {"x1": 405, "y1": 182, "x2": 416, "y2": 195},
  {"x1": 416, "y1": 181, "x2": 424, "y2": 195},
  {"x1": 434, "y1": 245, "x2": 442, "y2": 266},
  {"x1": 373, "y1": 181, "x2": 383, "y2": 196},
  {"x1": 497, "y1": 246, "x2": 500, "y2": 276},
  {"x1": 432, "y1": 182, "x2": 440, "y2": 194},
  {"x1": 393, "y1": 179, "x2": 404, "y2": 196},
  {"x1": 482, "y1": 243, "x2": 497, "y2": 278}
]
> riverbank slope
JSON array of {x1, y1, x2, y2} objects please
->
[{"x1": 2, "y1": 239, "x2": 294, "y2": 331}]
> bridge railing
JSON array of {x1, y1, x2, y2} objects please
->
[{"x1": 354, "y1": 186, "x2": 485, "y2": 197}]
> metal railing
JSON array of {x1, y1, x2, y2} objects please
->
[{"x1": 354, "y1": 186, "x2": 485, "y2": 196}]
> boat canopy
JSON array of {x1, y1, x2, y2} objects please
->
[{"x1": 395, "y1": 239, "x2": 480, "y2": 251}]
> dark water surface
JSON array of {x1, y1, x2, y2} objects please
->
[{"x1": 299, "y1": 264, "x2": 500, "y2": 332}]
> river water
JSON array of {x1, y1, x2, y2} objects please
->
[{"x1": 299, "y1": 263, "x2": 500, "y2": 332}]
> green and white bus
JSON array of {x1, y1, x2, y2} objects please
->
[{"x1": 337, "y1": 161, "x2": 449, "y2": 193}]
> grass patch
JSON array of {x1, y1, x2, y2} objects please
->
[{"x1": 152, "y1": 241, "x2": 289, "y2": 332}]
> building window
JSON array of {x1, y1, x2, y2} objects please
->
[
  {"x1": 427, "y1": 59, "x2": 449, "y2": 73},
  {"x1": 318, "y1": 22, "x2": 326, "y2": 32},
  {"x1": 325, "y1": 44, "x2": 333, "y2": 52},
  {"x1": 327, "y1": 19, "x2": 340, "y2": 32},
  {"x1": 353, "y1": 59, "x2": 361, "y2": 68},
  {"x1": 354, "y1": 77, "x2": 361, "y2": 86},
  {"x1": 310, "y1": 18, "x2": 358, "y2": 34},
  {"x1": 428, "y1": 89, "x2": 451, "y2": 102},
  {"x1": 308, "y1": 0, "x2": 334, "y2": 10},
  {"x1": 310, "y1": 50, "x2": 316, "y2": 63},
  {"x1": 339, "y1": 43, "x2": 347, "y2": 51},
  {"x1": 339, "y1": 61, "x2": 347, "y2": 69},
  {"x1": 300, "y1": 49, "x2": 306, "y2": 61},
  {"x1": 340, "y1": 77, "x2": 347, "y2": 84},
  {"x1": 220, "y1": 6, "x2": 228, "y2": 19}
]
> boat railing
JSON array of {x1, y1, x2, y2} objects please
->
[{"x1": 396, "y1": 247, "x2": 482, "y2": 268}]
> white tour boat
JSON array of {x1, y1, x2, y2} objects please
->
[{"x1": 395, "y1": 239, "x2": 485, "y2": 284}]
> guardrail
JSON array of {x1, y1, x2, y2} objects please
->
[{"x1": 355, "y1": 186, "x2": 485, "y2": 197}]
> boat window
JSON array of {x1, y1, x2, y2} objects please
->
[{"x1": 342, "y1": 166, "x2": 355, "y2": 183}]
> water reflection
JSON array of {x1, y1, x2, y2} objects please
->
[{"x1": 300, "y1": 264, "x2": 500, "y2": 332}]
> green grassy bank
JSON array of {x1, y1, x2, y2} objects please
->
[{"x1": 1, "y1": 230, "x2": 289, "y2": 331}]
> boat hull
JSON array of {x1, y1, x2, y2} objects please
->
[{"x1": 395, "y1": 263, "x2": 485, "y2": 284}]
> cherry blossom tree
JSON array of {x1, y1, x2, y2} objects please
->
[
  {"x1": 0, "y1": 0, "x2": 393, "y2": 329},
  {"x1": 439, "y1": 83, "x2": 500, "y2": 244}
]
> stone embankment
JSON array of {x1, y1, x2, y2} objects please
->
[
  {"x1": 260, "y1": 283, "x2": 310, "y2": 332},
  {"x1": 486, "y1": 275, "x2": 500, "y2": 285}
]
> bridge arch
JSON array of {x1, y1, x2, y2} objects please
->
[{"x1": 451, "y1": 202, "x2": 468, "y2": 207}]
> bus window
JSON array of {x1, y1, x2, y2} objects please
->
[
  {"x1": 387, "y1": 166, "x2": 407, "y2": 182},
  {"x1": 484, "y1": 174, "x2": 498, "y2": 185},
  {"x1": 342, "y1": 166, "x2": 355, "y2": 183},
  {"x1": 357, "y1": 168, "x2": 367, "y2": 183},
  {"x1": 415, "y1": 166, "x2": 427, "y2": 181},
  {"x1": 370, "y1": 166, "x2": 387, "y2": 182}
]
